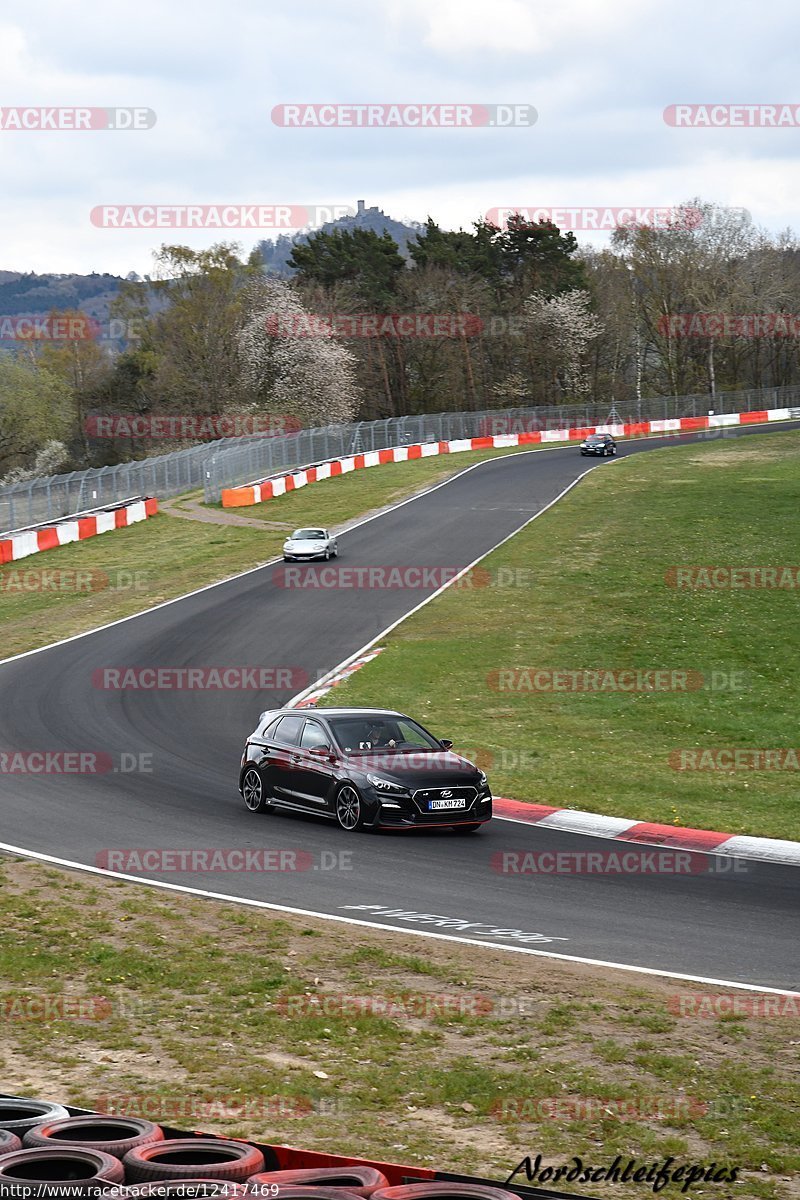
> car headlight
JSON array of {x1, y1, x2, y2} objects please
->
[
  {"x1": 478, "y1": 770, "x2": 489, "y2": 788},
  {"x1": 367, "y1": 773, "x2": 406, "y2": 792}
]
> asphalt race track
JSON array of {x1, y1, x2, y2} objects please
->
[{"x1": 1, "y1": 425, "x2": 799, "y2": 991}]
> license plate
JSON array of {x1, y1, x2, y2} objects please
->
[{"x1": 429, "y1": 798, "x2": 466, "y2": 811}]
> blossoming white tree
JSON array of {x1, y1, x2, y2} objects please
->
[
  {"x1": 523, "y1": 288, "x2": 605, "y2": 398},
  {"x1": 239, "y1": 278, "x2": 360, "y2": 426}
]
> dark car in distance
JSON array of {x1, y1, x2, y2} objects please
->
[
  {"x1": 238, "y1": 707, "x2": 492, "y2": 833},
  {"x1": 580, "y1": 433, "x2": 617, "y2": 456}
]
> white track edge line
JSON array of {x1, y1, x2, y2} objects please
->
[{"x1": 0, "y1": 841, "x2": 796, "y2": 996}]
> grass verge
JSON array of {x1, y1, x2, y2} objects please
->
[
  {"x1": 319, "y1": 430, "x2": 800, "y2": 840},
  {"x1": 0, "y1": 856, "x2": 796, "y2": 1198}
]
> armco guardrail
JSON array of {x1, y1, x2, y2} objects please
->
[{"x1": 0, "y1": 386, "x2": 797, "y2": 529}]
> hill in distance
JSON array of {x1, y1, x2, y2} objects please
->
[
  {"x1": 0, "y1": 203, "x2": 425, "y2": 341},
  {"x1": 257, "y1": 199, "x2": 425, "y2": 276}
]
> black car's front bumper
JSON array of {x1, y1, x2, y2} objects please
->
[{"x1": 367, "y1": 787, "x2": 493, "y2": 829}]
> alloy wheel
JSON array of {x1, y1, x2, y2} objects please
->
[
  {"x1": 242, "y1": 768, "x2": 269, "y2": 813},
  {"x1": 336, "y1": 785, "x2": 362, "y2": 831}
]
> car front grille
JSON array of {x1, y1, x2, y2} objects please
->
[{"x1": 411, "y1": 785, "x2": 478, "y2": 816}]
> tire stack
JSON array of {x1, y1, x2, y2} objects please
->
[
  {"x1": 0, "y1": 1095, "x2": 526, "y2": 1200},
  {"x1": 0, "y1": 1101, "x2": 267, "y2": 1198}
]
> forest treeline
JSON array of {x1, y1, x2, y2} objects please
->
[{"x1": 1, "y1": 200, "x2": 798, "y2": 479}]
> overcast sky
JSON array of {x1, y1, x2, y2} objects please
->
[{"x1": 2, "y1": 0, "x2": 799, "y2": 276}]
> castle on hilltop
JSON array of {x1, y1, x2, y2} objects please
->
[{"x1": 258, "y1": 202, "x2": 424, "y2": 276}]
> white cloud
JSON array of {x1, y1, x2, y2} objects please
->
[
  {"x1": 387, "y1": 0, "x2": 650, "y2": 55},
  {"x1": 0, "y1": 0, "x2": 797, "y2": 275}
]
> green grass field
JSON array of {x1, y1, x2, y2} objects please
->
[{"x1": 320, "y1": 431, "x2": 800, "y2": 840}]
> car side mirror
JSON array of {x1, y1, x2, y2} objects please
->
[
  {"x1": 439, "y1": 739, "x2": 453, "y2": 750},
  {"x1": 310, "y1": 744, "x2": 333, "y2": 757}
]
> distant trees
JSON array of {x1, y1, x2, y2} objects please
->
[
  {"x1": 3, "y1": 199, "x2": 800, "y2": 481},
  {"x1": 607, "y1": 202, "x2": 800, "y2": 398},
  {"x1": 290, "y1": 228, "x2": 406, "y2": 306},
  {"x1": 0, "y1": 358, "x2": 71, "y2": 476}
]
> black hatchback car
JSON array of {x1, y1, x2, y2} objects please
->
[
  {"x1": 580, "y1": 433, "x2": 617, "y2": 456},
  {"x1": 239, "y1": 707, "x2": 492, "y2": 833}
]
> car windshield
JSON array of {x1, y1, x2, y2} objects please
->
[
  {"x1": 327, "y1": 715, "x2": 442, "y2": 754},
  {"x1": 293, "y1": 529, "x2": 325, "y2": 539}
]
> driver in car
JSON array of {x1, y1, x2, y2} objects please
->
[{"x1": 366, "y1": 723, "x2": 396, "y2": 749}]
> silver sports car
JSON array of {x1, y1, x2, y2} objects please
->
[{"x1": 282, "y1": 527, "x2": 339, "y2": 562}]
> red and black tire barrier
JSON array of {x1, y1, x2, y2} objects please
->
[
  {"x1": 124, "y1": 1139, "x2": 266, "y2": 1185},
  {"x1": 0, "y1": 1094, "x2": 597, "y2": 1199},
  {"x1": 248, "y1": 1166, "x2": 390, "y2": 1197},
  {"x1": 0, "y1": 1099, "x2": 71, "y2": 1136},
  {"x1": 0, "y1": 1146, "x2": 125, "y2": 1195},
  {"x1": 24, "y1": 1116, "x2": 164, "y2": 1157}
]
